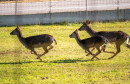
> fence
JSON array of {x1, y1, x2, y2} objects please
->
[
  {"x1": 0, "y1": 0, "x2": 130, "y2": 15},
  {"x1": 0, "y1": 0, "x2": 130, "y2": 26}
]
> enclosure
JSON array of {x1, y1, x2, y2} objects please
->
[
  {"x1": 0, "y1": 0, "x2": 130, "y2": 26},
  {"x1": 0, "y1": 0, "x2": 130, "y2": 84}
]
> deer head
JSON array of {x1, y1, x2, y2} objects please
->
[
  {"x1": 78, "y1": 20, "x2": 91, "y2": 31},
  {"x1": 10, "y1": 26, "x2": 21, "y2": 35},
  {"x1": 69, "y1": 29, "x2": 78, "y2": 38}
]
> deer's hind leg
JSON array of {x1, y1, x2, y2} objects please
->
[
  {"x1": 108, "y1": 38, "x2": 126, "y2": 59},
  {"x1": 101, "y1": 45, "x2": 115, "y2": 54},
  {"x1": 48, "y1": 45, "x2": 53, "y2": 50},
  {"x1": 108, "y1": 43, "x2": 121, "y2": 59}
]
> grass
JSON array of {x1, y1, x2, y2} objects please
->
[{"x1": 0, "y1": 21, "x2": 130, "y2": 84}]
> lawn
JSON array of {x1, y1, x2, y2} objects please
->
[{"x1": 0, "y1": 21, "x2": 130, "y2": 84}]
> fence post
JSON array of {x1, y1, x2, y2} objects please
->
[
  {"x1": 86, "y1": 0, "x2": 87, "y2": 11},
  {"x1": 15, "y1": 0, "x2": 18, "y2": 26},
  {"x1": 117, "y1": 0, "x2": 120, "y2": 20},
  {"x1": 15, "y1": 0, "x2": 18, "y2": 14},
  {"x1": 49, "y1": 0, "x2": 52, "y2": 23}
]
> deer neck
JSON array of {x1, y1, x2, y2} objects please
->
[
  {"x1": 85, "y1": 25, "x2": 96, "y2": 36},
  {"x1": 74, "y1": 32, "x2": 82, "y2": 46},
  {"x1": 16, "y1": 31, "x2": 27, "y2": 47}
]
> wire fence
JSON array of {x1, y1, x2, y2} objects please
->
[{"x1": 0, "y1": 0, "x2": 130, "y2": 15}]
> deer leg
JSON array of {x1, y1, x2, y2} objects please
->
[
  {"x1": 101, "y1": 45, "x2": 115, "y2": 54},
  {"x1": 108, "y1": 44, "x2": 121, "y2": 59},
  {"x1": 91, "y1": 47, "x2": 101, "y2": 60},
  {"x1": 86, "y1": 49, "x2": 99, "y2": 60},
  {"x1": 48, "y1": 45, "x2": 53, "y2": 50},
  {"x1": 31, "y1": 49, "x2": 42, "y2": 60},
  {"x1": 37, "y1": 47, "x2": 48, "y2": 61},
  {"x1": 86, "y1": 48, "x2": 95, "y2": 56},
  {"x1": 31, "y1": 51, "x2": 34, "y2": 54},
  {"x1": 31, "y1": 49, "x2": 39, "y2": 56}
]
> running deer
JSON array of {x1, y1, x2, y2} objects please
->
[
  {"x1": 78, "y1": 20, "x2": 130, "y2": 59},
  {"x1": 10, "y1": 26, "x2": 57, "y2": 61},
  {"x1": 69, "y1": 29, "x2": 109, "y2": 60}
]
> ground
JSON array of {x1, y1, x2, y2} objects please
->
[{"x1": 0, "y1": 21, "x2": 130, "y2": 84}]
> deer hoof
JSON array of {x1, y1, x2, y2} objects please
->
[
  {"x1": 39, "y1": 58, "x2": 42, "y2": 62},
  {"x1": 37, "y1": 56, "x2": 41, "y2": 59}
]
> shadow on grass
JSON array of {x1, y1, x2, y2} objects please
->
[
  {"x1": 47, "y1": 58, "x2": 109, "y2": 63},
  {"x1": 48, "y1": 59, "x2": 91, "y2": 63},
  {"x1": 0, "y1": 59, "x2": 90, "y2": 64},
  {"x1": 0, "y1": 61, "x2": 37, "y2": 65},
  {"x1": 0, "y1": 58, "x2": 109, "y2": 64}
]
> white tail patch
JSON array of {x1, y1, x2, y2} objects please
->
[
  {"x1": 104, "y1": 38, "x2": 111, "y2": 46},
  {"x1": 126, "y1": 36, "x2": 129, "y2": 44}
]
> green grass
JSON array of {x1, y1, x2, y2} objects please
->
[{"x1": 0, "y1": 21, "x2": 130, "y2": 84}]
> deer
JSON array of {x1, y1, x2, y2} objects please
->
[
  {"x1": 10, "y1": 26, "x2": 57, "y2": 61},
  {"x1": 78, "y1": 20, "x2": 130, "y2": 59},
  {"x1": 69, "y1": 29, "x2": 110, "y2": 60}
]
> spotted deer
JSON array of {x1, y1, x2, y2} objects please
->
[
  {"x1": 10, "y1": 26, "x2": 57, "y2": 61},
  {"x1": 78, "y1": 20, "x2": 130, "y2": 59},
  {"x1": 69, "y1": 29, "x2": 109, "y2": 60}
]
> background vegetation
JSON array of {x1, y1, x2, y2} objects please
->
[{"x1": 0, "y1": 21, "x2": 130, "y2": 84}]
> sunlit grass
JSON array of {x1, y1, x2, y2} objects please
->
[{"x1": 0, "y1": 21, "x2": 130, "y2": 84}]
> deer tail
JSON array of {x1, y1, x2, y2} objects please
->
[
  {"x1": 104, "y1": 38, "x2": 110, "y2": 45},
  {"x1": 53, "y1": 37, "x2": 57, "y2": 45},
  {"x1": 126, "y1": 35, "x2": 130, "y2": 44},
  {"x1": 126, "y1": 35, "x2": 130, "y2": 48}
]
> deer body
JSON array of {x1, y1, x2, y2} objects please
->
[
  {"x1": 79, "y1": 20, "x2": 130, "y2": 59},
  {"x1": 10, "y1": 26, "x2": 57, "y2": 61},
  {"x1": 76, "y1": 36, "x2": 106, "y2": 50},
  {"x1": 23, "y1": 34, "x2": 54, "y2": 49},
  {"x1": 69, "y1": 29, "x2": 109, "y2": 60}
]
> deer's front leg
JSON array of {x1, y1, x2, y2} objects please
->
[
  {"x1": 37, "y1": 47, "x2": 49, "y2": 61},
  {"x1": 86, "y1": 49, "x2": 99, "y2": 60},
  {"x1": 31, "y1": 49, "x2": 42, "y2": 61},
  {"x1": 91, "y1": 48, "x2": 101, "y2": 60},
  {"x1": 86, "y1": 48, "x2": 95, "y2": 56}
]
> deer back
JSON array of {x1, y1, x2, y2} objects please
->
[
  {"x1": 80, "y1": 36, "x2": 105, "y2": 49},
  {"x1": 25, "y1": 34, "x2": 54, "y2": 48},
  {"x1": 95, "y1": 31, "x2": 128, "y2": 42}
]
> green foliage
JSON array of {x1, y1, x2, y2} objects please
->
[{"x1": 0, "y1": 21, "x2": 130, "y2": 84}]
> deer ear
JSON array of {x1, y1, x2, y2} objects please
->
[
  {"x1": 75, "y1": 29, "x2": 78, "y2": 33},
  {"x1": 16, "y1": 26, "x2": 20, "y2": 30},
  {"x1": 86, "y1": 20, "x2": 90, "y2": 25},
  {"x1": 16, "y1": 26, "x2": 19, "y2": 28}
]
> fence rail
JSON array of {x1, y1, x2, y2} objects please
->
[{"x1": 0, "y1": 0, "x2": 130, "y2": 15}]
